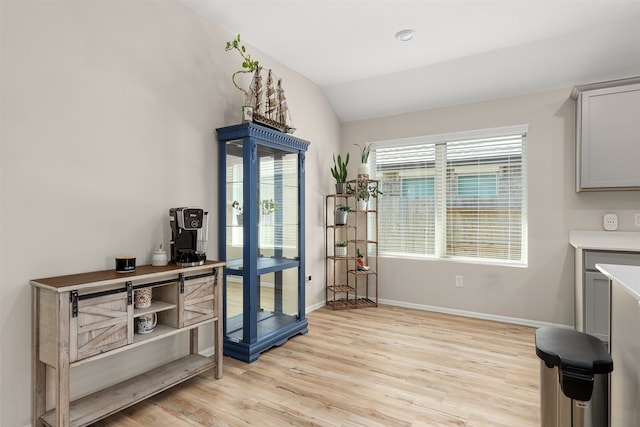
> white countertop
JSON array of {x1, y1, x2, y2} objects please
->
[
  {"x1": 597, "y1": 263, "x2": 640, "y2": 300},
  {"x1": 569, "y1": 230, "x2": 640, "y2": 252}
]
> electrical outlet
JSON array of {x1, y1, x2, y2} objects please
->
[
  {"x1": 455, "y1": 275, "x2": 463, "y2": 288},
  {"x1": 603, "y1": 213, "x2": 618, "y2": 231},
  {"x1": 635, "y1": 213, "x2": 640, "y2": 227}
]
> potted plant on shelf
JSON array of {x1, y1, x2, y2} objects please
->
[
  {"x1": 232, "y1": 200, "x2": 243, "y2": 225},
  {"x1": 225, "y1": 34, "x2": 262, "y2": 121},
  {"x1": 260, "y1": 199, "x2": 280, "y2": 225},
  {"x1": 335, "y1": 204, "x2": 352, "y2": 226},
  {"x1": 348, "y1": 181, "x2": 383, "y2": 211},
  {"x1": 355, "y1": 143, "x2": 371, "y2": 179},
  {"x1": 330, "y1": 153, "x2": 349, "y2": 194},
  {"x1": 335, "y1": 241, "x2": 348, "y2": 257}
]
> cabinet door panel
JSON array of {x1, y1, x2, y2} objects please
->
[
  {"x1": 71, "y1": 292, "x2": 130, "y2": 362},
  {"x1": 578, "y1": 83, "x2": 640, "y2": 190},
  {"x1": 584, "y1": 271, "x2": 610, "y2": 342},
  {"x1": 182, "y1": 276, "x2": 215, "y2": 327}
]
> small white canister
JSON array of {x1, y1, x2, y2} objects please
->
[{"x1": 151, "y1": 245, "x2": 168, "y2": 266}]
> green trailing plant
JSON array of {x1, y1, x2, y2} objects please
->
[
  {"x1": 260, "y1": 199, "x2": 280, "y2": 215},
  {"x1": 331, "y1": 153, "x2": 349, "y2": 183},
  {"x1": 347, "y1": 182, "x2": 383, "y2": 201},
  {"x1": 335, "y1": 241, "x2": 348, "y2": 247},
  {"x1": 232, "y1": 200, "x2": 242, "y2": 213},
  {"x1": 355, "y1": 143, "x2": 371, "y2": 163},
  {"x1": 336, "y1": 204, "x2": 352, "y2": 212},
  {"x1": 225, "y1": 34, "x2": 262, "y2": 98}
]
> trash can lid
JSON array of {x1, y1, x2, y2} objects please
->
[{"x1": 535, "y1": 327, "x2": 613, "y2": 374}]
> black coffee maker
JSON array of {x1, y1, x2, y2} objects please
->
[{"x1": 169, "y1": 207, "x2": 208, "y2": 266}]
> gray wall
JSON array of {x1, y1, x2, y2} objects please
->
[
  {"x1": 2, "y1": 1, "x2": 639, "y2": 425},
  {"x1": 342, "y1": 89, "x2": 640, "y2": 324},
  {"x1": 0, "y1": 1, "x2": 339, "y2": 425}
]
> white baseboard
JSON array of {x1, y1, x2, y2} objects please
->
[
  {"x1": 305, "y1": 300, "x2": 327, "y2": 313},
  {"x1": 378, "y1": 298, "x2": 572, "y2": 330}
]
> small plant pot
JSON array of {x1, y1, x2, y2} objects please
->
[
  {"x1": 357, "y1": 200, "x2": 368, "y2": 211},
  {"x1": 335, "y1": 182, "x2": 347, "y2": 194},
  {"x1": 358, "y1": 163, "x2": 370, "y2": 179},
  {"x1": 335, "y1": 210, "x2": 349, "y2": 226},
  {"x1": 242, "y1": 105, "x2": 253, "y2": 122},
  {"x1": 335, "y1": 246, "x2": 347, "y2": 257},
  {"x1": 236, "y1": 213, "x2": 243, "y2": 226},
  {"x1": 261, "y1": 213, "x2": 273, "y2": 226}
]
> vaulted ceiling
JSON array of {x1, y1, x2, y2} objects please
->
[{"x1": 180, "y1": 1, "x2": 640, "y2": 122}]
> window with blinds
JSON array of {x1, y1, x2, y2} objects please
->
[{"x1": 372, "y1": 126, "x2": 527, "y2": 266}]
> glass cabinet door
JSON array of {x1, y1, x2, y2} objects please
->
[{"x1": 224, "y1": 139, "x2": 244, "y2": 343}]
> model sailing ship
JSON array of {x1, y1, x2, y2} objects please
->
[
  {"x1": 247, "y1": 69, "x2": 296, "y2": 134},
  {"x1": 225, "y1": 35, "x2": 295, "y2": 134}
]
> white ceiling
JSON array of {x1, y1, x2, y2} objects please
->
[{"x1": 180, "y1": 0, "x2": 640, "y2": 122}]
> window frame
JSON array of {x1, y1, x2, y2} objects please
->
[{"x1": 370, "y1": 125, "x2": 528, "y2": 267}]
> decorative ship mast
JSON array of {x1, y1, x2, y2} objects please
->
[
  {"x1": 248, "y1": 69, "x2": 295, "y2": 134},
  {"x1": 249, "y1": 68, "x2": 263, "y2": 118}
]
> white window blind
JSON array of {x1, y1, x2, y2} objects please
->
[{"x1": 372, "y1": 127, "x2": 527, "y2": 265}]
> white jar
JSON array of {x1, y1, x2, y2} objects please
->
[
  {"x1": 151, "y1": 248, "x2": 168, "y2": 266},
  {"x1": 358, "y1": 163, "x2": 370, "y2": 179}
]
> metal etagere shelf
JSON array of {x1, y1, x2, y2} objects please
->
[{"x1": 325, "y1": 178, "x2": 378, "y2": 309}]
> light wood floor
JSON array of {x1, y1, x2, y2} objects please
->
[{"x1": 92, "y1": 305, "x2": 540, "y2": 426}]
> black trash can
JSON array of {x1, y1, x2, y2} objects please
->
[{"x1": 535, "y1": 327, "x2": 613, "y2": 427}]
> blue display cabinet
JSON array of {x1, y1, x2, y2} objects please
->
[{"x1": 216, "y1": 123, "x2": 309, "y2": 362}]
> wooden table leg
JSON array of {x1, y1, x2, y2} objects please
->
[
  {"x1": 56, "y1": 292, "x2": 71, "y2": 426},
  {"x1": 32, "y1": 288, "x2": 46, "y2": 426},
  {"x1": 214, "y1": 268, "x2": 223, "y2": 379}
]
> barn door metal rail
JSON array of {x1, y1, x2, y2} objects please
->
[{"x1": 69, "y1": 268, "x2": 217, "y2": 317}]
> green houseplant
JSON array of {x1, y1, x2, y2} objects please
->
[
  {"x1": 355, "y1": 143, "x2": 371, "y2": 178},
  {"x1": 260, "y1": 199, "x2": 280, "y2": 215},
  {"x1": 225, "y1": 34, "x2": 262, "y2": 120},
  {"x1": 331, "y1": 153, "x2": 349, "y2": 194},
  {"x1": 259, "y1": 199, "x2": 279, "y2": 225},
  {"x1": 232, "y1": 200, "x2": 243, "y2": 225},
  {"x1": 225, "y1": 34, "x2": 262, "y2": 97},
  {"x1": 348, "y1": 181, "x2": 382, "y2": 210},
  {"x1": 335, "y1": 241, "x2": 348, "y2": 257},
  {"x1": 335, "y1": 204, "x2": 352, "y2": 226}
]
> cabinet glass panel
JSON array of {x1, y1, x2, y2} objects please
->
[
  {"x1": 226, "y1": 275, "x2": 243, "y2": 341},
  {"x1": 226, "y1": 269, "x2": 299, "y2": 342},
  {"x1": 225, "y1": 139, "x2": 244, "y2": 262},
  {"x1": 257, "y1": 145, "x2": 298, "y2": 259}
]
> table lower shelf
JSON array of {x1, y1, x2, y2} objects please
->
[{"x1": 40, "y1": 354, "x2": 216, "y2": 427}]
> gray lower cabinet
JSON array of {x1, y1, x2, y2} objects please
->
[
  {"x1": 572, "y1": 76, "x2": 640, "y2": 191},
  {"x1": 578, "y1": 250, "x2": 640, "y2": 342},
  {"x1": 584, "y1": 271, "x2": 611, "y2": 341}
]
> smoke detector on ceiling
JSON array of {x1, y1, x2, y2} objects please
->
[{"x1": 394, "y1": 29, "x2": 416, "y2": 41}]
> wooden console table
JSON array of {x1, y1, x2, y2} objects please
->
[{"x1": 31, "y1": 260, "x2": 224, "y2": 427}]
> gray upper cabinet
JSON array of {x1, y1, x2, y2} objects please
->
[{"x1": 572, "y1": 77, "x2": 640, "y2": 192}]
